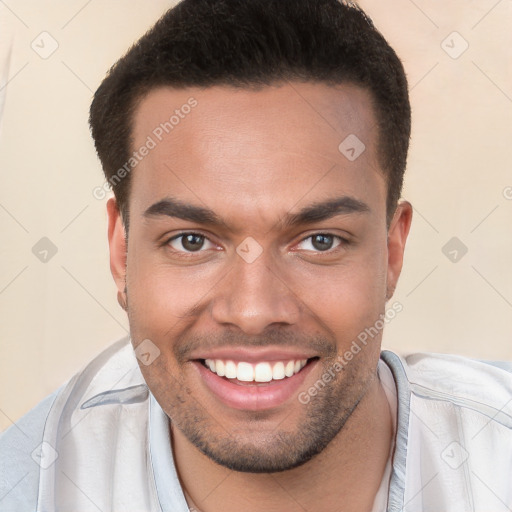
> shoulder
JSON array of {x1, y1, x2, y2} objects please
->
[
  {"x1": 0, "y1": 388, "x2": 59, "y2": 510},
  {"x1": 384, "y1": 349, "x2": 512, "y2": 394},
  {"x1": 382, "y1": 351, "x2": 512, "y2": 509},
  {"x1": 397, "y1": 351, "x2": 511, "y2": 399},
  {"x1": 0, "y1": 336, "x2": 142, "y2": 511},
  {"x1": 382, "y1": 349, "x2": 512, "y2": 431}
]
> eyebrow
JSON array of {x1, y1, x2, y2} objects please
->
[
  {"x1": 144, "y1": 197, "x2": 221, "y2": 225},
  {"x1": 281, "y1": 196, "x2": 370, "y2": 228},
  {"x1": 143, "y1": 196, "x2": 370, "y2": 230}
]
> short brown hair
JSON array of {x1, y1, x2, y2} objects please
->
[{"x1": 89, "y1": 0, "x2": 411, "y2": 229}]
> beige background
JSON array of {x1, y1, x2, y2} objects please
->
[{"x1": 0, "y1": 0, "x2": 511, "y2": 431}]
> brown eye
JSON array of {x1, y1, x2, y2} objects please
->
[
  {"x1": 168, "y1": 233, "x2": 214, "y2": 253},
  {"x1": 311, "y1": 234, "x2": 334, "y2": 251},
  {"x1": 182, "y1": 234, "x2": 204, "y2": 251},
  {"x1": 296, "y1": 234, "x2": 344, "y2": 253}
]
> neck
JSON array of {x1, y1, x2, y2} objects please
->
[{"x1": 172, "y1": 373, "x2": 393, "y2": 512}]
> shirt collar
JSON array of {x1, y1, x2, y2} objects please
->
[
  {"x1": 380, "y1": 350, "x2": 411, "y2": 512},
  {"x1": 149, "y1": 392, "x2": 190, "y2": 512}
]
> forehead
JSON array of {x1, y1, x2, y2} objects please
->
[{"x1": 129, "y1": 82, "x2": 385, "y2": 225}]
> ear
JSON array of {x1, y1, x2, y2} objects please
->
[
  {"x1": 107, "y1": 197, "x2": 127, "y2": 298},
  {"x1": 386, "y1": 201, "x2": 413, "y2": 300}
]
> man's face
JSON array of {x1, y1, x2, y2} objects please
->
[{"x1": 108, "y1": 82, "x2": 410, "y2": 472}]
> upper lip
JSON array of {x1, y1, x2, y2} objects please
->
[{"x1": 189, "y1": 347, "x2": 318, "y2": 363}]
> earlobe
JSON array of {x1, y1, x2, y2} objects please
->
[
  {"x1": 386, "y1": 201, "x2": 413, "y2": 300},
  {"x1": 107, "y1": 197, "x2": 127, "y2": 298},
  {"x1": 117, "y1": 290, "x2": 127, "y2": 311}
]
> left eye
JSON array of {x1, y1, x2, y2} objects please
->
[
  {"x1": 297, "y1": 234, "x2": 343, "y2": 252},
  {"x1": 167, "y1": 233, "x2": 216, "y2": 252}
]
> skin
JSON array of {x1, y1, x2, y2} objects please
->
[{"x1": 107, "y1": 81, "x2": 412, "y2": 512}]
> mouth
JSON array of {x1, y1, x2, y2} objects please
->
[
  {"x1": 192, "y1": 356, "x2": 320, "y2": 410},
  {"x1": 201, "y1": 357, "x2": 316, "y2": 384}
]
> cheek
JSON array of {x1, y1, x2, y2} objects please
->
[
  {"x1": 125, "y1": 246, "x2": 227, "y2": 336},
  {"x1": 293, "y1": 244, "x2": 388, "y2": 346},
  {"x1": 128, "y1": 267, "x2": 207, "y2": 321}
]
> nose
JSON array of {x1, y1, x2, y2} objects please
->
[{"x1": 210, "y1": 249, "x2": 301, "y2": 335}]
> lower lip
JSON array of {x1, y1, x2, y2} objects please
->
[{"x1": 193, "y1": 360, "x2": 318, "y2": 411}]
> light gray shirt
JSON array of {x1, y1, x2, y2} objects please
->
[{"x1": 1, "y1": 336, "x2": 511, "y2": 511}]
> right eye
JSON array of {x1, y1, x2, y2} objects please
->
[{"x1": 167, "y1": 232, "x2": 216, "y2": 253}]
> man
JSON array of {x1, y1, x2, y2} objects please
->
[{"x1": 1, "y1": 0, "x2": 511, "y2": 511}]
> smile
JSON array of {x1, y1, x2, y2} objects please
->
[
  {"x1": 203, "y1": 358, "x2": 308, "y2": 383},
  {"x1": 194, "y1": 356, "x2": 319, "y2": 410}
]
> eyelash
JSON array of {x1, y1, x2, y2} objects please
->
[{"x1": 164, "y1": 232, "x2": 349, "y2": 255}]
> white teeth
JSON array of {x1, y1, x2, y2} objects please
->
[
  {"x1": 285, "y1": 360, "x2": 295, "y2": 377},
  {"x1": 237, "y1": 362, "x2": 254, "y2": 382},
  {"x1": 215, "y1": 360, "x2": 225, "y2": 377},
  {"x1": 254, "y1": 362, "x2": 273, "y2": 382},
  {"x1": 225, "y1": 360, "x2": 237, "y2": 379},
  {"x1": 272, "y1": 362, "x2": 285, "y2": 380},
  {"x1": 204, "y1": 358, "x2": 310, "y2": 382}
]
